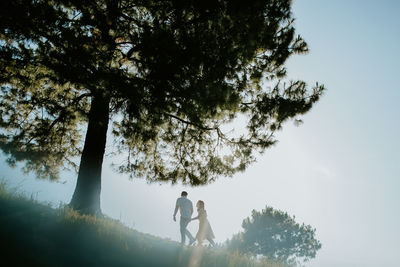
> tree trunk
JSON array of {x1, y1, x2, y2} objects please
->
[{"x1": 69, "y1": 94, "x2": 110, "y2": 216}]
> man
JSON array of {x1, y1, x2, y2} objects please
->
[{"x1": 173, "y1": 191, "x2": 195, "y2": 245}]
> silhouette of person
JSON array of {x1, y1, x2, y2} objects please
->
[
  {"x1": 191, "y1": 200, "x2": 215, "y2": 246},
  {"x1": 173, "y1": 191, "x2": 195, "y2": 245}
]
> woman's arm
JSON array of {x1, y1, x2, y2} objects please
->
[{"x1": 192, "y1": 209, "x2": 205, "y2": 221}]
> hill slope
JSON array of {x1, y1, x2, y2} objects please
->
[{"x1": 0, "y1": 185, "x2": 284, "y2": 267}]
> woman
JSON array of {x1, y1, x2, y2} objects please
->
[{"x1": 191, "y1": 200, "x2": 215, "y2": 246}]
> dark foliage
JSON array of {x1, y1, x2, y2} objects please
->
[{"x1": 0, "y1": 0, "x2": 324, "y2": 214}]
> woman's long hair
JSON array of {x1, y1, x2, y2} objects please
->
[{"x1": 197, "y1": 200, "x2": 205, "y2": 210}]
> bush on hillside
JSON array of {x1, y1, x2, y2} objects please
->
[{"x1": 226, "y1": 206, "x2": 321, "y2": 266}]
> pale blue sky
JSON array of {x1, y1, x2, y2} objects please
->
[{"x1": 1, "y1": 1, "x2": 400, "y2": 266}]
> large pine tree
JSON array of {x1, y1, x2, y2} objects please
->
[{"x1": 0, "y1": 0, "x2": 324, "y2": 215}]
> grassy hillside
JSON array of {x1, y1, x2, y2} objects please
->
[{"x1": 0, "y1": 183, "x2": 285, "y2": 267}]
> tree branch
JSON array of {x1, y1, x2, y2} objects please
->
[{"x1": 163, "y1": 112, "x2": 218, "y2": 131}]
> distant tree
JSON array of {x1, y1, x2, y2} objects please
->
[
  {"x1": 0, "y1": 0, "x2": 324, "y2": 215},
  {"x1": 227, "y1": 206, "x2": 322, "y2": 265}
]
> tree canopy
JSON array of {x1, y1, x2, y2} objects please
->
[
  {"x1": 0, "y1": 0, "x2": 324, "y2": 214},
  {"x1": 227, "y1": 206, "x2": 322, "y2": 265}
]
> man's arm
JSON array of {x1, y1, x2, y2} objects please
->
[{"x1": 173, "y1": 199, "x2": 179, "y2": 221}]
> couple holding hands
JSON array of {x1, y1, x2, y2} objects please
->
[{"x1": 173, "y1": 191, "x2": 215, "y2": 246}]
